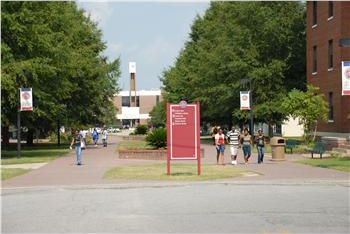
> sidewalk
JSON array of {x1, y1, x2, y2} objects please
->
[
  {"x1": 2, "y1": 137, "x2": 349, "y2": 188},
  {"x1": 2, "y1": 136, "x2": 153, "y2": 188}
]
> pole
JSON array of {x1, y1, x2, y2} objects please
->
[
  {"x1": 249, "y1": 80, "x2": 253, "y2": 135},
  {"x1": 197, "y1": 102, "x2": 201, "y2": 176},
  {"x1": 57, "y1": 119, "x2": 60, "y2": 146},
  {"x1": 17, "y1": 88, "x2": 21, "y2": 158}
]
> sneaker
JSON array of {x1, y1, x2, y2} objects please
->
[{"x1": 231, "y1": 160, "x2": 237, "y2": 165}]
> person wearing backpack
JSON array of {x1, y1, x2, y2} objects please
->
[
  {"x1": 255, "y1": 129, "x2": 265, "y2": 164},
  {"x1": 92, "y1": 128, "x2": 99, "y2": 147}
]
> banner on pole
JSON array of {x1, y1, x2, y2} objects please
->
[
  {"x1": 240, "y1": 91, "x2": 250, "y2": 110},
  {"x1": 342, "y1": 61, "x2": 350, "y2": 96},
  {"x1": 20, "y1": 88, "x2": 33, "y2": 111}
]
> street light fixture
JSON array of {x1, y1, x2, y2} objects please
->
[{"x1": 240, "y1": 78, "x2": 253, "y2": 134}]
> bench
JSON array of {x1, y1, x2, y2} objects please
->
[
  {"x1": 285, "y1": 139, "x2": 297, "y2": 153},
  {"x1": 309, "y1": 141, "x2": 326, "y2": 159}
]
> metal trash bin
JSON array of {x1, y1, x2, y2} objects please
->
[{"x1": 270, "y1": 137, "x2": 285, "y2": 161}]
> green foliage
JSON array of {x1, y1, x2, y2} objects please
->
[
  {"x1": 297, "y1": 157, "x2": 350, "y2": 172},
  {"x1": 2, "y1": 168, "x2": 32, "y2": 180},
  {"x1": 48, "y1": 131, "x2": 93, "y2": 144},
  {"x1": 149, "y1": 101, "x2": 166, "y2": 127},
  {"x1": 48, "y1": 132, "x2": 72, "y2": 144},
  {"x1": 1, "y1": 2, "x2": 120, "y2": 139},
  {"x1": 161, "y1": 2, "x2": 306, "y2": 126},
  {"x1": 134, "y1": 125, "x2": 149, "y2": 135},
  {"x1": 282, "y1": 85, "x2": 329, "y2": 141},
  {"x1": 1, "y1": 148, "x2": 69, "y2": 164},
  {"x1": 145, "y1": 128, "x2": 167, "y2": 149}
]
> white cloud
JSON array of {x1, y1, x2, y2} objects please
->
[
  {"x1": 78, "y1": 1, "x2": 113, "y2": 27},
  {"x1": 109, "y1": 42, "x2": 123, "y2": 55},
  {"x1": 138, "y1": 37, "x2": 174, "y2": 65}
]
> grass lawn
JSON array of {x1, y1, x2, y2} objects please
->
[
  {"x1": 1, "y1": 148, "x2": 70, "y2": 165},
  {"x1": 1, "y1": 168, "x2": 32, "y2": 180},
  {"x1": 297, "y1": 157, "x2": 350, "y2": 172},
  {"x1": 118, "y1": 140, "x2": 155, "y2": 150},
  {"x1": 104, "y1": 163, "x2": 247, "y2": 181}
]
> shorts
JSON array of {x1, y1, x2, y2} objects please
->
[
  {"x1": 230, "y1": 146, "x2": 239, "y2": 156},
  {"x1": 242, "y1": 145, "x2": 251, "y2": 157},
  {"x1": 216, "y1": 144, "x2": 225, "y2": 153}
]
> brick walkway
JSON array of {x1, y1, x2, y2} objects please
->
[{"x1": 2, "y1": 136, "x2": 349, "y2": 188}]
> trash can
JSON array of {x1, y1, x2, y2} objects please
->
[{"x1": 270, "y1": 137, "x2": 285, "y2": 161}]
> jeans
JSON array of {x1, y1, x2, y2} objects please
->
[
  {"x1": 257, "y1": 146, "x2": 264, "y2": 163},
  {"x1": 75, "y1": 145, "x2": 82, "y2": 164},
  {"x1": 242, "y1": 145, "x2": 251, "y2": 159}
]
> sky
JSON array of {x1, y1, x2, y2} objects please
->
[{"x1": 77, "y1": 1, "x2": 210, "y2": 91}]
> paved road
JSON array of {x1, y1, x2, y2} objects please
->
[{"x1": 2, "y1": 182, "x2": 349, "y2": 233}]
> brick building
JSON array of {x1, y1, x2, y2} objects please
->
[
  {"x1": 307, "y1": 1, "x2": 350, "y2": 137},
  {"x1": 113, "y1": 90, "x2": 163, "y2": 126}
]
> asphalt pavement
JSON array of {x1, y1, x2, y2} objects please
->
[{"x1": 2, "y1": 182, "x2": 349, "y2": 233}]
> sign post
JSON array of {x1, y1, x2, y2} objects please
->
[
  {"x1": 17, "y1": 88, "x2": 33, "y2": 158},
  {"x1": 166, "y1": 101, "x2": 201, "y2": 175}
]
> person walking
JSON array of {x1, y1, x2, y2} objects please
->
[
  {"x1": 211, "y1": 127, "x2": 220, "y2": 163},
  {"x1": 255, "y1": 129, "x2": 265, "y2": 164},
  {"x1": 240, "y1": 128, "x2": 253, "y2": 165},
  {"x1": 227, "y1": 126, "x2": 240, "y2": 165},
  {"x1": 102, "y1": 128, "x2": 108, "y2": 147},
  {"x1": 215, "y1": 128, "x2": 226, "y2": 166},
  {"x1": 70, "y1": 129, "x2": 83, "y2": 166},
  {"x1": 92, "y1": 128, "x2": 99, "y2": 147},
  {"x1": 79, "y1": 129, "x2": 87, "y2": 149}
]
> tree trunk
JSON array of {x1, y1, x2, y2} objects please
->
[
  {"x1": 268, "y1": 123, "x2": 273, "y2": 138},
  {"x1": 26, "y1": 128, "x2": 34, "y2": 146},
  {"x1": 1, "y1": 125, "x2": 10, "y2": 147}
]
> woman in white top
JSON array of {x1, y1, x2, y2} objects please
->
[{"x1": 102, "y1": 128, "x2": 108, "y2": 147}]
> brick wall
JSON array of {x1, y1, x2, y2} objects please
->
[{"x1": 307, "y1": 1, "x2": 350, "y2": 133}]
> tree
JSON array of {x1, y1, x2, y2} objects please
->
[
  {"x1": 161, "y1": 2, "x2": 306, "y2": 128},
  {"x1": 282, "y1": 85, "x2": 329, "y2": 142},
  {"x1": 149, "y1": 101, "x2": 166, "y2": 127},
  {"x1": 1, "y1": 2, "x2": 120, "y2": 145}
]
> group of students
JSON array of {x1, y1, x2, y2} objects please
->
[
  {"x1": 212, "y1": 126, "x2": 265, "y2": 166},
  {"x1": 69, "y1": 128, "x2": 108, "y2": 166}
]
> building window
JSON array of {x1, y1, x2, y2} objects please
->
[
  {"x1": 328, "y1": 1, "x2": 333, "y2": 19},
  {"x1": 156, "y1": 95, "x2": 160, "y2": 104},
  {"x1": 312, "y1": 45, "x2": 317, "y2": 73},
  {"x1": 136, "y1": 96, "x2": 140, "y2": 107},
  {"x1": 328, "y1": 92, "x2": 334, "y2": 121},
  {"x1": 328, "y1": 40, "x2": 333, "y2": 69},
  {"x1": 312, "y1": 1, "x2": 317, "y2": 26},
  {"x1": 122, "y1": 96, "x2": 130, "y2": 107}
]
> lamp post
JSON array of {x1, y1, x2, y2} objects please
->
[
  {"x1": 240, "y1": 78, "x2": 253, "y2": 134},
  {"x1": 16, "y1": 75, "x2": 21, "y2": 158}
]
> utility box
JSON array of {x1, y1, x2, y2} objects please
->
[{"x1": 271, "y1": 137, "x2": 285, "y2": 161}]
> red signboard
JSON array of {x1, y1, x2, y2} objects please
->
[{"x1": 166, "y1": 102, "x2": 201, "y2": 175}]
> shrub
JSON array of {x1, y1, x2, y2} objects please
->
[
  {"x1": 146, "y1": 128, "x2": 167, "y2": 149},
  {"x1": 135, "y1": 125, "x2": 149, "y2": 135},
  {"x1": 48, "y1": 132, "x2": 72, "y2": 144},
  {"x1": 49, "y1": 131, "x2": 93, "y2": 144}
]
